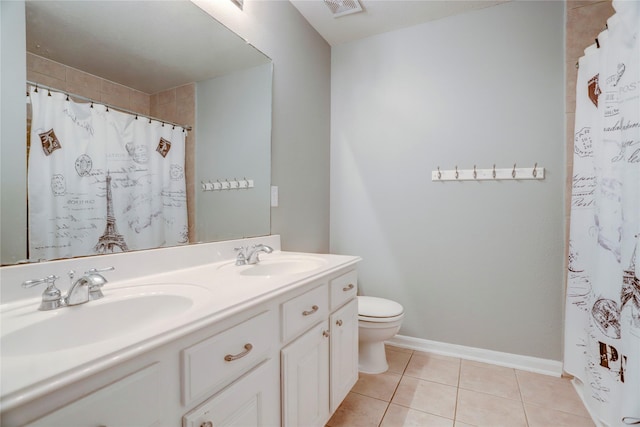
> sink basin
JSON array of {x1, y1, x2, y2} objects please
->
[
  {"x1": 1, "y1": 284, "x2": 212, "y2": 356},
  {"x1": 218, "y1": 254, "x2": 327, "y2": 277}
]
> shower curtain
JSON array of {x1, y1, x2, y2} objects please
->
[
  {"x1": 28, "y1": 87, "x2": 188, "y2": 260},
  {"x1": 564, "y1": 1, "x2": 639, "y2": 426}
]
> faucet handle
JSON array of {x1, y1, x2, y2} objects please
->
[
  {"x1": 234, "y1": 247, "x2": 248, "y2": 265},
  {"x1": 22, "y1": 274, "x2": 59, "y2": 289},
  {"x1": 22, "y1": 275, "x2": 64, "y2": 311},
  {"x1": 86, "y1": 266, "x2": 115, "y2": 274},
  {"x1": 85, "y1": 267, "x2": 114, "y2": 300}
]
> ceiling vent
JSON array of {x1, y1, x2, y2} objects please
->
[{"x1": 323, "y1": 0, "x2": 363, "y2": 18}]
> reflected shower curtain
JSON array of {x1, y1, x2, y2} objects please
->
[
  {"x1": 28, "y1": 87, "x2": 188, "y2": 260},
  {"x1": 564, "y1": 1, "x2": 639, "y2": 426}
]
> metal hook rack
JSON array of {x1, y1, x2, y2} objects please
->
[
  {"x1": 432, "y1": 163, "x2": 544, "y2": 181},
  {"x1": 201, "y1": 178, "x2": 255, "y2": 191}
]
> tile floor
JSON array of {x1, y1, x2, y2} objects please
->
[{"x1": 327, "y1": 345, "x2": 595, "y2": 427}]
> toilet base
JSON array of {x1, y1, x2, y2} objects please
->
[{"x1": 358, "y1": 340, "x2": 389, "y2": 374}]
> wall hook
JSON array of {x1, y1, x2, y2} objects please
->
[
  {"x1": 473, "y1": 165, "x2": 477, "y2": 179},
  {"x1": 532, "y1": 162, "x2": 538, "y2": 178},
  {"x1": 492, "y1": 164, "x2": 496, "y2": 179},
  {"x1": 455, "y1": 165, "x2": 459, "y2": 179},
  {"x1": 512, "y1": 163, "x2": 517, "y2": 178}
]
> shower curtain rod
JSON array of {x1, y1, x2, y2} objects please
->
[{"x1": 26, "y1": 81, "x2": 192, "y2": 132}]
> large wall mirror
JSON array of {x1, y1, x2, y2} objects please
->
[{"x1": 1, "y1": 0, "x2": 272, "y2": 266}]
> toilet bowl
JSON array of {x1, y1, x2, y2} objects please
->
[{"x1": 358, "y1": 296, "x2": 404, "y2": 374}]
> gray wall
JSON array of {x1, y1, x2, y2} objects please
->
[
  {"x1": 195, "y1": 0, "x2": 332, "y2": 253},
  {"x1": 330, "y1": 1, "x2": 566, "y2": 360},
  {"x1": 1, "y1": 2, "x2": 28, "y2": 264}
]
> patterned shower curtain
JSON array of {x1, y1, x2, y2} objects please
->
[
  {"x1": 28, "y1": 87, "x2": 188, "y2": 261},
  {"x1": 564, "y1": 1, "x2": 639, "y2": 426}
]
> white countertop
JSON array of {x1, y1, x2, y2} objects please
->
[{"x1": 0, "y1": 250, "x2": 360, "y2": 412}]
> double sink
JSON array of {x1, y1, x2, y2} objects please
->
[{"x1": 1, "y1": 253, "x2": 326, "y2": 358}]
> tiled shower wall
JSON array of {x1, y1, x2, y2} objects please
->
[
  {"x1": 26, "y1": 53, "x2": 197, "y2": 241},
  {"x1": 565, "y1": 1, "x2": 614, "y2": 267}
]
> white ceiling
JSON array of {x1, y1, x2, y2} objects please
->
[{"x1": 289, "y1": 0, "x2": 508, "y2": 46}]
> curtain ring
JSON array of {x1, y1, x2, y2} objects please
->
[
  {"x1": 65, "y1": 94, "x2": 69, "y2": 101},
  {"x1": 47, "y1": 89, "x2": 52, "y2": 97},
  {"x1": 512, "y1": 163, "x2": 517, "y2": 178},
  {"x1": 34, "y1": 85, "x2": 39, "y2": 93},
  {"x1": 90, "y1": 102, "x2": 94, "y2": 109},
  {"x1": 473, "y1": 165, "x2": 477, "y2": 179},
  {"x1": 492, "y1": 164, "x2": 496, "y2": 179},
  {"x1": 437, "y1": 166, "x2": 441, "y2": 180},
  {"x1": 532, "y1": 162, "x2": 537, "y2": 178}
]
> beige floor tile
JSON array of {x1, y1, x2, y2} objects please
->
[
  {"x1": 453, "y1": 422, "x2": 476, "y2": 427},
  {"x1": 404, "y1": 352, "x2": 461, "y2": 386},
  {"x1": 387, "y1": 347, "x2": 412, "y2": 374},
  {"x1": 326, "y1": 392, "x2": 388, "y2": 427},
  {"x1": 381, "y1": 403, "x2": 454, "y2": 427},
  {"x1": 459, "y1": 360, "x2": 520, "y2": 400},
  {"x1": 456, "y1": 388, "x2": 527, "y2": 427},
  {"x1": 386, "y1": 344, "x2": 413, "y2": 354},
  {"x1": 352, "y1": 371, "x2": 402, "y2": 402},
  {"x1": 392, "y1": 376, "x2": 458, "y2": 419},
  {"x1": 525, "y1": 403, "x2": 596, "y2": 427},
  {"x1": 516, "y1": 370, "x2": 590, "y2": 417}
]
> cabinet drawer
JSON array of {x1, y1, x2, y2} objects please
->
[
  {"x1": 330, "y1": 269, "x2": 357, "y2": 311},
  {"x1": 182, "y1": 310, "x2": 275, "y2": 405},
  {"x1": 281, "y1": 284, "x2": 328, "y2": 343},
  {"x1": 28, "y1": 364, "x2": 161, "y2": 427}
]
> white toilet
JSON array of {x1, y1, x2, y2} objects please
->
[{"x1": 357, "y1": 296, "x2": 404, "y2": 374}]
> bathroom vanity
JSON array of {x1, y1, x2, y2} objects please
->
[{"x1": 0, "y1": 237, "x2": 360, "y2": 426}]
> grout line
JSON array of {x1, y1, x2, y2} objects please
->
[
  {"x1": 515, "y1": 368, "x2": 531, "y2": 427},
  {"x1": 377, "y1": 348, "x2": 414, "y2": 426},
  {"x1": 453, "y1": 357, "x2": 462, "y2": 424}
]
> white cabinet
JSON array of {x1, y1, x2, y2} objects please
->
[
  {"x1": 182, "y1": 359, "x2": 280, "y2": 427},
  {"x1": 281, "y1": 269, "x2": 359, "y2": 427},
  {"x1": 27, "y1": 364, "x2": 162, "y2": 427},
  {"x1": 6, "y1": 263, "x2": 359, "y2": 427},
  {"x1": 330, "y1": 298, "x2": 358, "y2": 413},
  {"x1": 281, "y1": 320, "x2": 330, "y2": 427}
]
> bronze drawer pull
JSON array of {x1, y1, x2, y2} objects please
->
[
  {"x1": 224, "y1": 343, "x2": 253, "y2": 362},
  {"x1": 302, "y1": 305, "x2": 319, "y2": 316},
  {"x1": 343, "y1": 283, "x2": 354, "y2": 292}
]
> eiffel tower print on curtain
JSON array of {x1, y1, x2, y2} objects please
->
[{"x1": 94, "y1": 172, "x2": 129, "y2": 254}]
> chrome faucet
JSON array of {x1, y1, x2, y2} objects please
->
[
  {"x1": 22, "y1": 267, "x2": 114, "y2": 311},
  {"x1": 246, "y1": 244, "x2": 273, "y2": 264},
  {"x1": 234, "y1": 244, "x2": 273, "y2": 265}
]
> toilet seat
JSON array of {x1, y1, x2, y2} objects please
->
[{"x1": 358, "y1": 296, "x2": 404, "y2": 323}]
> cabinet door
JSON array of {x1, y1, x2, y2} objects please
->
[
  {"x1": 182, "y1": 358, "x2": 279, "y2": 427},
  {"x1": 281, "y1": 320, "x2": 330, "y2": 427},
  {"x1": 27, "y1": 364, "x2": 162, "y2": 427},
  {"x1": 330, "y1": 298, "x2": 359, "y2": 413}
]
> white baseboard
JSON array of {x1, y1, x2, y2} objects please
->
[{"x1": 386, "y1": 334, "x2": 563, "y2": 377}]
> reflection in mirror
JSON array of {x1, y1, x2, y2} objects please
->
[{"x1": 1, "y1": 0, "x2": 272, "y2": 265}]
